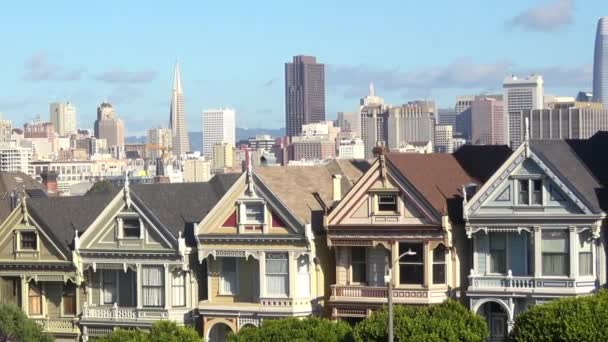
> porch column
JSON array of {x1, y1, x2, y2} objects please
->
[
  {"x1": 423, "y1": 241, "x2": 431, "y2": 287},
  {"x1": 391, "y1": 241, "x2": 399, "y2": 287},
  {"x1": 569, "y1": 226, "x2": 577, "y2": 278},
  {"x1": 289, "y1": 251, "x2": 296, "y2": 298},
  {"x1": 20, "y1": 275, "x2": 28, "y2": 314},
  {"x1": 258, "y1": 251, "x2": 266, "y2": 298},
  {"x1": 136, "y1": 264, "x2": 143, "y2": 309},
  {"x1": 164, "y1": 264, "x2": 171, "y2": 310},
  {"x1": 533, "y1": 226, "x2": 542, "y2": 278}
]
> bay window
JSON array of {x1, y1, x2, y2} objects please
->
[
  {"x1": 432, "y1": 245, "x2": 446, "y2": 284},
  {"x1": 102, "y1": 271, "x2": 117, "y2": 304},
  {"x1": 398, "y1": 243, "x2": 423, "y2": 285},
  {"x1": 171, "y1": 272, "x2": 186, "y2": 307},
  {"x1": 578, "y1": 233, "x2": 593, "y2": 276},
  {"x1": 489, "y1": 233, "x2": 506, "y2": 274},
  {"x1": 296, "y1": 255, "x2": 310, "y2": 297},
  {"x1": 62, "y1": 282, "x2": 76, "y2": 315},
  {"x1": 266, "y1": 252, "x2": 289, "y2": 297},
  {"x1": 28, "y1": 283, "x2": 42, "y2": 316},
  {"x1": 351, "y1": 247, "x2": 367, "y2": 284},
  {"x1": 142, "y1": 266, "x2": 164, "y2": 307},
  {"x1": 219, "y1": 258, "x2": 237, "y2": 295},
  {"x1": 542, "y1": 230, "x2": 569, "y2": 276}
]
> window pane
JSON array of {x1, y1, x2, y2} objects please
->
[
  {"x1": 399, "y1": 243, "x2": 423, "y2": 263},
  {"x1": 246, "y1": 204, "x2": 264, "y2": 223},
  {"x1": 351, "y1": 247, "x2": 366, "y2": 283},
  {"x1": 542, "y1": 231, "x2": 568, "y2": 253},
  {"x1": 220, "y1": 258, "x2": 237, "y2": 295},
  {"x1": 533, "y1": 180, "x2": 542, "y2": 204},
  {"x1": 378, "y1": 194, "x2": 397, "y2": 212},
  {"x1": 579, "y1": 253, "x2": 593, "y2": 276},
  {"x1": 123, "y1": 218, "x2": 140, "y2": 238},
  {"x1": 103, "y1": 271, "x2": 116, "y2": 304},
  {"x1": 21, "y1": 232, "x2": 37, "y2": 250},
  {"x1": 490, "y1": 233, "x2": 506, "y2": 274},
  {"x1": 28, "y1": 283, "x2": 42, "y2": 315},
  {"x1": 432, "y1": 264, "x2": 446, "y2": 284},
  {"x1": 519, "y1": 180, "x2": 529, "y2": 205},
  {"x1": 542, "y1": 253, "x2": 568, "y2": 276},
  {"x1": 142, "y1": 266, "x2": 164, "y2": 307},
  {"x1": 399, "y1": 264, "x2": 423, "y2": 284},
  {"x1": 171, "y1": 272, "x2": 185, "y2": 307},
  {"x1": 266, "y1": 253, "x2": 289, "y2": 296},
  {"x1": 63, "y1": 283, "x2": 76, "y2": 315}
]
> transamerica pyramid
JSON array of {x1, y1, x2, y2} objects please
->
[{"x1": 169, "y1": 62, "x2": 190, "y2": 156}]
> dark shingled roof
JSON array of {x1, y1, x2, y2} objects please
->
[
  {"x1": 27, "y1": 190, "x2": 118, "y2": 256},
  {"x1": 0, "y1": 173, "x2": 47, "y2": 222},
  {"x1": 131, "y1": 173, "x2": 242, "y2": 237},
  {"x1": 453, "y1": 145, "x2": 513, "y2": 183},
  {"x1": 566, "y1": 132, "x2": 608, "y2": 210},
  {"x1": 531, "y1": 139, "x2": 604, "y2": 214},
  {"x1": 25, "y1": 173, "x2": 242, "y2": 255}
]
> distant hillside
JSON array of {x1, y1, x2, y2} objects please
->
[{"x1": 126, "y1": 127, "x2": 285, "y2": 152}]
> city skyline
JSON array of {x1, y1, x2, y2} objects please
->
[{"x1": 0, "y1": 1, "x2": 604, "y2": 135}]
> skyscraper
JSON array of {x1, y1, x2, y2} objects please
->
[
  {"x1": 455, "y1": 95, "x2": 474, "y2": 140},
  {"x1": 360, "y1": 104, "x2": 389, "y2": 158},
  {"x1": 0, "y1": 113, "x2": 12, "y2": 144},
  {"x1": 94, "y1": 102, "x2": 125, "y2": 155},
  {"x1": 593, "y1": 17, "x2": 608, "y2": 107},
  {"x1": 503, "y1": 75, "x2": 544, "y2": 146},
  {"x1": 285, "y1": 55, "x2": 325, "y2": 137},
  {"x1": 471, "y1": 96, "x2": 506, "y2": 145},
  {"x1": 387, "y1": 101, "x2": 436, "y2": 150},
  {"x1": 170, "y1": 63, "x2": 190, "y2": 156},
  {"x1": 202, "y1": 108, "x2": 236, "y2": 158},
  {"x1": 147, "y1": 128, "x2": 172, "y2": 160},
  {"x1": 49, "y1": 101, "x2": 77, "y2": 136}
]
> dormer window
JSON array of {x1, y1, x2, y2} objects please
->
[
  {"x1": 245, "y1": 204, "x2": 264, "y2": 224},
  {"x1": 378, "y1": 194, "x2": 398, "y2": 212},
  {"x1": 20, "y1": 232, "x2": 38, "y2": 251},
  {"x1": 122, "y1": 218, "x2": 141, "y2": 238},
  {"x1": 518, "y1": 179, "x2": 543, "y2": 206}
]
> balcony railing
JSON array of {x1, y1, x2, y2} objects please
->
[
  {"x1": 81, "y1": 303, "x2": 168, "y2": 322},
  {"x1": 331, "y1": 285, "x2": 388, "y2": 298},
  {"x1": 468, "y1": 272, "x2": 596, "y2": 291},
  {"x1": 33, "y1": 318, "x2": 78, "y2": 334}
]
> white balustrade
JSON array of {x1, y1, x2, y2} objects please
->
[
  {"x1": 33, "y1": 318, "x2": 77, "y2": 333},
  {"x1": 82, "y1": 304, "x2": 168, "y2": 321}
]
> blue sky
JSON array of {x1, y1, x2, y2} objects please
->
[{"x1": 0, "y1": 0, "x2": 604, "y2": 135}]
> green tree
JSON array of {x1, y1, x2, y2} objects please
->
[
  {"x1": 92, "y1": 321, "x2": 200, "y2": 342},
  {"x1": 148, "y1": 321, "x2": 200, "y2": 342},
  {"x1": 0, "y1": 304, "x2": 54, "y2": 342},
  {"x1": 227, "y1": 317, "x2": 352, "y2": 342},
  {"x1": 352, "y1": 300, "x2": 488, "y2": 342},
  {"x1": 510, "y1": 290, "x2": 608, "y2": 342}
]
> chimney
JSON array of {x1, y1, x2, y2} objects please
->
[
  {"x1": 40, "y1": 171, "x2": 58, "y2": 194},
  {"x1": 332, "y1": 174, "x2": 342, "y2": 202}
]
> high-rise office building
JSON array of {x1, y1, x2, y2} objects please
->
[
  {"x1": 360, "y1": 104, "x2": 390, "y2": 158},
  {"x1": 0, "y1": 114, "x2": 12, "y2": 144},
  {"x1": 24, "y1": 120, "x2": 54, "y2": 139},
  {"x1": 170, "y1": 63, "x2": 190, "y2": 156},
  {"x1": 202, "y1": 108, "x2": 236, "y2": 158},
  {"x1": 49, "y1": 101, "x2": 77, "y2": 136},
  {"x1": 212, "y1": 143, "x2": 235, "y2": 170},
  {"x1": 183, "y1": 159, "x2": 211, "y2": 182},
  {"x1": 336, "y1": 112, "x2": 359, "y2": 136},
  {"x1": 147, "y1": 128, "x2": 172, "y2": 160},
  {"x1": 94, "y1": 102, "x2": 125, "y2": 154},
  {"x1": 437, "y1": 108, "x2": 457, "y2": 127},
  {"x1": 434, "y1": 125, "x2": 454, "y2": 153},
  {"x1": 471, "y1": 96, "x2": 506, "y2": 145},
  {"x1": 0, "y1": 145, "x2": 32, "y2": 173},
  {"x1": 387, "y1": 101, "x2": 436, "y2": 150},
  {"x1": 503, "y1": 75, "x2": 544, "y2": 146},
  {"x1": 512, "y1": 107, "x2": 608, "y2": 144},
  {"x1": 593, "y1": 17, "x2": 608, "y2": 107},
  {"x1": 285, "y1": 55, "x2": 325, "y2": 137},
  {"x1": 455, "y1": 95, "x2": 474, "y2": 140}
]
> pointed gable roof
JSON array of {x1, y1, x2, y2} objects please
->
[{"x1": 530, "y1": 139, "x2": 603, "y2": 214}]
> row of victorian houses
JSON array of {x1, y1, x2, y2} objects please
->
[{"x1": 0, "y1": 132, "x2": 606, "y2": 342}]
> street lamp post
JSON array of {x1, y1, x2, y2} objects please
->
[{"x1": 385, "y1": 248, "x2": 419, "y2": 342}]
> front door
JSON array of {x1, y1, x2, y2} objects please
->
[{"x1": 489, "y1": 315, "x2": 506, "y2": 342}]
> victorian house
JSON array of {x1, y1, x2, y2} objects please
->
[
  {"x1": 197, "y1": 160, "x2": 366, "y2": 342},
  {"x1": 464, "y1": 137, "x2": 607, "y2": 342}
]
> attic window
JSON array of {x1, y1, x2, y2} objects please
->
[
  {"x1": 20, "y1": 232, "x2": 37, "y2": 250},
  {"x1": 123, "y1": 218, "x2": 141, "y2": 238},
  {"x1": 245, "y1": 204, "x2": 264, "y2": 224},
  {"x1": 378, "y1": 194, "x2": 398, "y2": 212}
]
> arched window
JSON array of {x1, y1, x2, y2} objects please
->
[{"x1": 432, "y1": 244, "x2": 447, "y2": 284}]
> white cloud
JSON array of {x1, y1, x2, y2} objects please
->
[{"x1": 507, "y1": 0, "x2": 574, "y2": 32}]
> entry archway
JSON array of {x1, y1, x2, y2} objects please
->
[
  {"x1": 475, "y1": 301, "x2": 509, "y2": 342},
  {"x1": 207, "y1": 322, "x2": 234, "y2": 342}
]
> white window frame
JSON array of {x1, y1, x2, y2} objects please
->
[
  {"x1": 219, "y1": 258, "x2": 239, "y2": 296},
  {"x1": 515, "y1": 178, "x2": 544, "y2": 206},
  {"x1": 17, "y1": 230, "x2": 39, "y2": 252},
  {"x1": 265, "y1": 252, "x2": 289, "y2": 297},
  {"x1": 376, "y1": 193, "x2": 399, "y2": 213},
  {"x1": 541, "y1": 229, "x2": 570, "y2": 277},
  {"x1": 245, "y1": 203, "x2": 265, "y2": 225},
  {"x1": 171, "y1": 271, "x2": 186, "y2": 307},
  {"x1": 350, "y1": 247, "x2": 367, "y2": 285},
  {"x1": 121, "y1": 218, "x2": 142, "y2": 239},
  {"x1": 141, "y1": 266, "x2": 165, "y2": 307},
  {"x1": 578, "y1": 232, "x2": 593, "y2": 277},
  {"x1": 101, "y1": 270, "x2": 118, "y2": 305}
]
